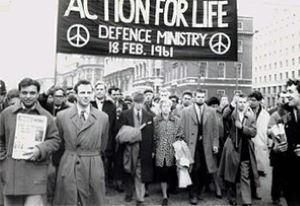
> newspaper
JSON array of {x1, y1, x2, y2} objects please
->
[{"x1": 12, "y1": 113, "x2": 47, "y2": 160}]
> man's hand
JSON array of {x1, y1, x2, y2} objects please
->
[
  {"x1": 273, "y1": 142, "x2": 288, "y2": 153},
  {"x1": 294, "y1": 144, "x2": 300, "y2": 156},
  {"x1": 235, "y1": 120, "x2": 243, "y2": 129},
  {"x1": 213, "y1": 146, "x2": 219, "y2": 154},
  {"x1": 23, "y1": 146, "x2": 41, "y2": 161}
]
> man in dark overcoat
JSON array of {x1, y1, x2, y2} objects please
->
[
  {"x1": 118, "y1": 91, "x2": 154, "y2": 206},
  {"x1": 218, "y1": 94, "x2": 259, "y2": 206}
]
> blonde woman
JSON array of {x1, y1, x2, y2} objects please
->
[{"x1": 154, "y1": 99, "x2": 183, "y2": 206}]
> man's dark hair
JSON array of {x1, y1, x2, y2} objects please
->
[
  {"x1": 277, "y1": 91, "x2": 287, "y2": 98},
  {"x1": 53, "y1": 86, "x2": 66, "y2": 96},
  {"x1": 238, "y1": 93, "x2": 246, "y2": 98},
  {"x1": 18, "y1": 78, "x2": 40, "y2": 92},
  {"x1": 182, "y1": 90, "x2": 193, "y2": 98},
  {"x1": 194, "y1": 89, "x2": 206, "y2": 96},
  {"x1": 286, "y1": 79, "x2": 300, "y2": 93},
  {"x1": 207, "y1": 96, "x2": 220, "y2": 106},
  {"x1": 108, "y1": 86, "x2": 120, "y2": 95},
  {"x1": 169, "y1": 95, "x2": 179, "y2": 103},
  {"x1": 248, "y1": 91, "x2": 263, "y2": 101},
  {"x1": 74, "y1": 80, "x2": 92, "y2": 94}
]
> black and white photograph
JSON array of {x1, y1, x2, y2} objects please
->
[{"x1": 0, "y1": 0, "x2": 300, "y2": 205}]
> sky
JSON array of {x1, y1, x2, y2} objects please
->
[{"x1": 0, "y1": 0, "x2": 300, "y2": 89}]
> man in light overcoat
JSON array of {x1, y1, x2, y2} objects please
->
[
  {"x1": 53, "y1": 80, "x2": 109, "y2": 206},
  {"x1": 181, "y1": 89, "x2": 219, "y2": 205}
]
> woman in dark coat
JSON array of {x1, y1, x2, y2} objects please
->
[{"x1": 154, "y1": 99, "x2": 183, "y2": 206}]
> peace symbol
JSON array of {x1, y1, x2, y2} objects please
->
[
  {"x1": 209, "y1": 33, "x2": 231, "y2": 55},
  {"x1": 67, "y1": 24, "x2": 90, "y2": 48}
]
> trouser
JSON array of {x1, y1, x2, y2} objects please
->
[
  {"x1": 225, "y1": 181, "x2": 236, "y2": 203},
  {"x1": 47, "y1": 163, "x2": 57, "y2": 204},
  {"x1": 189, "y1": 140, "x2": 209, "y2": 198},
  {"x1": 4, "y1": 195, "x2": 45, "y2": 206},
  {"x1": 271, "y1": 165, "x2": 284, "y2": 201},
  {"x1": 284, "y1": 157, "x2": 300, "y2": 206},
  {"x1": 124, "y1": 160, "x2": 145, "y2": 202},
  {"x1": 240, "y1": 160, "x2": 252, "y2": 205}
]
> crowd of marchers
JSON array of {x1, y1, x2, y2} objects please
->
[{"x1": 0, "y1": 78, "x2": 299, "y2": 206}]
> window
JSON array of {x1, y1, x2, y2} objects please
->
[
  {"x1": 199, "y1": 62, "x2": 208, "y2": 77},
  {"x1": 280, "y1": 73, "x2": 283, "y2": 80},
  {"x1": 298, "y1": 70, "x2": 300, "y2": 77},
  {"x1": 259, "y1": 76, "x2": 262, "y2": 83},
  {"x1": 238, "y1": 21, "x2": 243, "y2": 30},
  {"x1": 292, "y1": 71, "x2": 295, "y2": 78},
  {"x1": 286, "y1": 72, "x2": 289, "y2": 79},
  {"x1": 238, "y1": 40, "x2": 243, "y2": 53},
  {"x1": 217, "y1": 62, "x2": 225, "y2": 78},
  {"x1": 156, "y1": 68, "x2": 161, "y2": 77},
  {"x1": 286, "y1": 60, "x2": 289, "y2": 67},
  {"x1": 269, "y1": 75, "x2": 272, "y2": 81},
  {"x1": 255, "y1": 77, "x2": 257, "y2": 83},
  {"x1": 292, "y1": 58, "x2": 295, "y2": 65},
  {"x1": 234, "y1": 63, "x2": 242, "y2": 79},
  {"x1": 274, "y1": 74, "x2": 277, "y2": 81},
  {"x1": 264, "y1": 76, "x2": 267, "y2": 82},
  {"x1": 274, "y1": 62, "x2": 277, "y2": 69},
  {"x1": 280, "y1": 61, "x2": 283, "y2": 68}
]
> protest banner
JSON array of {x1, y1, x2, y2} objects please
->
[{"x1": 57, "y1": 0, "x2": 237, "y2": 60}]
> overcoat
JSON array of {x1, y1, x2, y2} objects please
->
[
  {"x1": 118, "y1": 108, "x2": 154, "y2": 183},
  {"x1": 0, "y1": 102, "x2": 60, "y2": 195},
  {"x1": 53, "y1": 105, "x2": 109, "y2": 206},
  {"x1": 180, "y1": 104, "x2": 219, "y2": 173},
  {"x1": 218, "y1": 105, "x2": 259, "y2": 186},
  {"x1": 252, "y1": 106, "x2": 270, "y2": 173}
]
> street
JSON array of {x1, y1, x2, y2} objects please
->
[{"x1": 106, "y1": 154, "x2": 286, "y2": 206}]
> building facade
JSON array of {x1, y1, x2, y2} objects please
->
[
  {"x1": 104, "y1": 57, "x2": 164, "y2": 95},
  {"x1": 163, "y1": 16, "x2": 254, "y2": 100},
  {"x1": 253, "y1": 5, "x2": 300, "y2": 107}
]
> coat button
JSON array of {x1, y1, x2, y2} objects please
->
[
  {"x1": 76, "y1": 161, "x2": 80, "y2": 165},
  {"x1": 76, "y1": 144, "x2": 81, "y2": 148}
]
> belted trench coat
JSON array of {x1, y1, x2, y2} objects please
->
[{"x1": 53, "y1": 105, "x2": 109, "y2": 206}]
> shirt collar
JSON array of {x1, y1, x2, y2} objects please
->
[
  {"x1": 77, "y1": 103, "x2": 90, "y2": 117},
  {"x1": 12, "y1": 101, "x2": 43, "y2": 114}
]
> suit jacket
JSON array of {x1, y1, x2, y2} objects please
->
[
  {"x1": 91, "y1": 99, "x2": 117, "y2": 156},
  {"x1": 181, "y1": 104, "x2": 219, "y2": 173},
  {"x1": 54, "y1": 105, "x2": 109, "y2": 205},
  {"x1": 118, "y1": 108, "x2": 154, "y2": 183}
]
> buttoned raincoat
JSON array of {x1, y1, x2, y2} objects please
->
[{"x1": 53, "y1": 105, "x2": 109, "y2": 206}]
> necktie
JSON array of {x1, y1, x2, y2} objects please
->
[
  {"x1": 80, "y1": 110, "x2": 86, "y2": 121},
  {"x1": 137, "y1": 111, "x2": 141, "y2": 123}
]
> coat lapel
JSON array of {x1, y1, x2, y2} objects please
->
[
  {"x1": 202, "y1": 104, "x2": 209, "y2": 125},
  {"x1": 70, "y1": 106, "x2": 81, "y2": 131},
  {"x1": 191, "y1": 105, "x2": 198, "y2": 124},
  {"x1": 128, "y1": 108, "x2": 134, "y2": 127}
]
